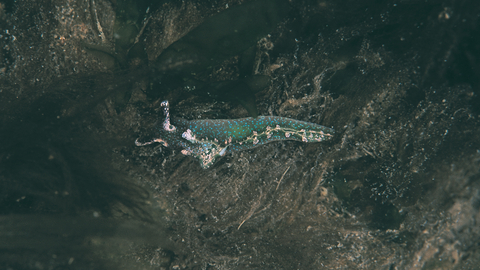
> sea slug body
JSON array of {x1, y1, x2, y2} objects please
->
[{"x1": 136, "y1": 101, "x2": 334, "y2": 169}]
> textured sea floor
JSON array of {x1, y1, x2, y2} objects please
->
[{"x1": 1, "y1": 0, "x2": 479, "y2": 269}]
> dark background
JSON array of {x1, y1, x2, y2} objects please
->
[{"x1": 1, "y1": 0, "x2": 479, "y2": 269}]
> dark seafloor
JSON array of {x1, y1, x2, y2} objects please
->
[{"x1": 1, "y1": 0, "x2": 479, "y2": 269}]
